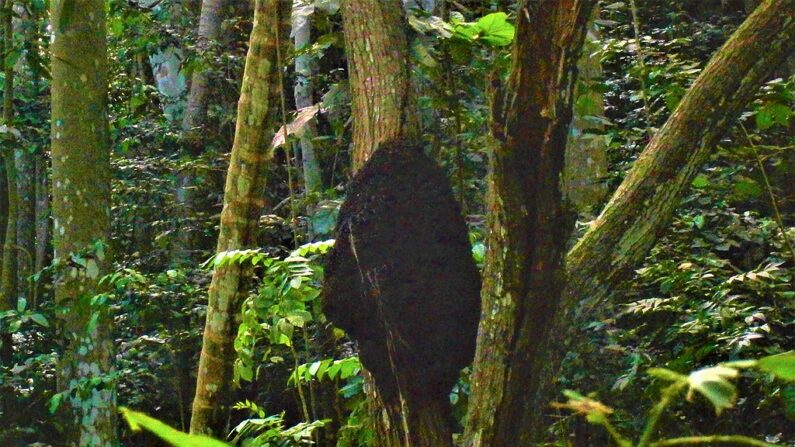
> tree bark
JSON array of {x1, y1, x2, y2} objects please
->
[
  {"x1": 189, "y1": 0, "x2": 288, "y2": 436},
  {"x1": 1, "y1": 0, "x2": 18, "y2": 365},
  {"x1": 293, "y1": 0, "x2": 323, "y2": 194},
  {"x1": 341, "y1": 1, "x2": 451, "y2": 446},
  {"x1": 50, "y1": 0, "x2": 116, "y2": 444},
  {"x1": 182, "y1": 0, "x2": 228, "y2": 136},
  {"x1": 462, "y1": 1, "x2": 595, "y2": 446},
  {"x1": 342, "y1": 0, "x2": 418, "y2": 172},
  {"x1": 34, "y1": 153, "x2": 51, "y2": 306},
  {"x1": 525, "y1": 0, "x2": 795, "y2": 443}
]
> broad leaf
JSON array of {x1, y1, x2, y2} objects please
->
[
  {"x1": 120, "y1": 407, "x2": 231, "y2": 447},
  {"x1": 758, "y1": 351, "x2": 795, "y2": 381}
]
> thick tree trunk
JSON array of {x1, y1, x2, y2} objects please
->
[
  {"x1": 462, "y1": 1, "x2": 595, "y2": 446},
  {"x1": 341, "y1": 1, "x2": 450, "y2": 446},
  {"x1": 189, "y1": 0, "x2": 288, "y2": 436},
  {"x1": 293, "y1": 0, "x2": 322, "y2": 194},
  {"x1": 342, "y1": 0, "x2": 419, "y2": 172},
  {"x1": 50, "y1": 0, "x2": 116, "y2": 445},
  {"x1": 523, "y1": 0, "x2": 795, "y2": 443}
]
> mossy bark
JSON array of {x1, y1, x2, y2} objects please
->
[
  {"x1": 341, "y1": 1, "x2": 453, "y2": 446},
  {"x1": 462, "y1": 1, "x2": 595, "y2": 446},
  {"x1": 189, "y1": 0, "x2": 288, "y2": 436},
  {"x1": 50, "y1": 1, "x2": 116, "y2": 445},
  {"x1": 526, "y1": 0, "x2": 795, "y2": 443}
]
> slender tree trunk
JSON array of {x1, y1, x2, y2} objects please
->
[
  {"x1": 1, "y1": 0, "x2": 18, "y2": 364},
  {"x1": 341, "y1": 2, "x2": 451, "y2": 446},
  {"x1": 565, "y1": 13, "x2": 608, "y2": 214},
  {"x1": 189, "y1": 0, "x2": 288, "y2": 436},
  {"x1": 172, "y1": 0, "x2": 229, "y2": 264},
  {"x1": 13, "y1": 2, "x2": 36, "y2": 305},
  {"x1": 293, "y1": 0, "x2": 322, "y2": 194},
  {"x1": 50, "y1": 0, "x2": 116, "y2": 444},
  {"x1": 462, "y1": 2, "x2": 595, "y2": 446},
  {"x1": 515, "y1": 0, "x2": 795, "y2": 444},
  {"x1": 182, "y1": 0, "x2": 228, "y2": 136},
  {"x1": 34, "y1": 154, "x2": 51, "y2": 306}
]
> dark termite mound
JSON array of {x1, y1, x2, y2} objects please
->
[{"x1": 323, "y1": 140, "x2": 481, "y2": 403}]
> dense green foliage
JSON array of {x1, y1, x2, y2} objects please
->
[{"x1": 0, "y1": 0, "x2": 793, "y2": 446}]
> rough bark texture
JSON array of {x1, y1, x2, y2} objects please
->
[
  {"x1": 189, "y1": 0, "x2": 287, "y2": 436},
  {"x1": 340, "y1": 1, "x2": 452, "y2": 446},
  {"x1": 341, "y1": 0, "x2": 418, "y2": 171},
  {"x1": 462, "y1": 1, "x2": 595, "y2": 446},
  {"x1": 565, "y1": 0, "x2": 795, "y2": 329},
  {"x1": 524, "y1": 1, "x2": 795, "y2": 444},
  {"x1": 293, "y1": 0, "x2": 322, "y2": 194},
  {"x1": 50, "y1": 1, "x2": 116, "y2": 445}
]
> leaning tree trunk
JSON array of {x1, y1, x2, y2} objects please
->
[
  {"x1": 50, "y1": 0, "x2": 116, "y2": 445},
  {"x1": 523, "y1": 0, "x2": 795, "y2": 443},
  {"x1": 0, "y1": 0, "x2": 18, "y2": 365},
  {"x1": 189, "y1": 0, "x2": 288, "y2": 436},
  {"x1": 340, "y1": 1, "x2": 454, "y2": 446},
  {"x1": 462, "y1": 1, "x2": 596, "y2": 446}
]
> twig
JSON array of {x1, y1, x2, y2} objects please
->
[
  {"x1": 740, "y1": 123, "x2": 795, "y2": 264},
  {"x1": 650, "y1": 435, "x2": 782, "y2": 446}
]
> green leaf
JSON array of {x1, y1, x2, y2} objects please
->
[
  {"x1": 686, "y1": 366, "x2": 738, "y2": 415},
  {"x1": 120, "y1": 407, "x2": 231, "y2": 447},
  {"x1": 757, "y1": 351, "x2": 795, "y2": 381},
  {"x1": 691, "y1": 174, "x2": 709, "y2": 189},
  {"x1": 29, "y1": 313, "x2": 50, "y2": 328},
  {"x1": 48, "y1": 393, "x2": 63, "y2": 414},
  {"x1": 17, "y1": 297, "x2": 27, "y2": 313},
  {"x1": 733, "y1": 178, "x2": 763, "y2": 200},
  {"x1": 475, "y1": 12, "x2": 515, "y2": 46}
]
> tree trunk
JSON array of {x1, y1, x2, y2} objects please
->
[
  {"x1": 341, "y1": 1, "x2": 449, "y2": 446},
  {"x1": 342, "y1": 0, "x2": 419, "y2": 172},
  {"x1": 172, "y1": 0, "x2": 229, "y2": 264},
  {"x1": 524, "y1": 0, "x2": 795, "y2": 443},
  {"x1": 1, "y1": 0, "x2": 18, "y2": 365},
  {"x1": 565, "y1": 13, "x2": 608, "y2": 214},
  {"x1": 565, "y1": 0, "x2": 795, "y2": 331},
  {"x1": 11, "y1": 3, "x2": 35, "y2": 305},
  {"x1": 189, "y1": 0, "x2": 288, "y2": 436},
  {"x1": 50, "y1": 0, "x2": 116, "y2": 445},
  {"x1": 182, "y1": 0, "x2": 228, "y2": 136},
  {"x1": 293, "y1": 0, "x2": 322, "y2": 194},
  {"x1": 462, "y1": 1, "x2": 595, "y2": 446},
  {"x1": 34, "y1": 153, "x2": 51, "y2": 306}
]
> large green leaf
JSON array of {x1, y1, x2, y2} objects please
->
[
  {"x1": 120, "y1": 407, "x2": 231, "y2": 447},
  {"x1": 758, "y1": 351, "x2": 795, "y2": 381},
  {"x1": 686, "y1": 366, "x2": 738, "y2": 415},
  {"x1": 476, "y1": 12, "x2": 515, "y2": 46}
]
